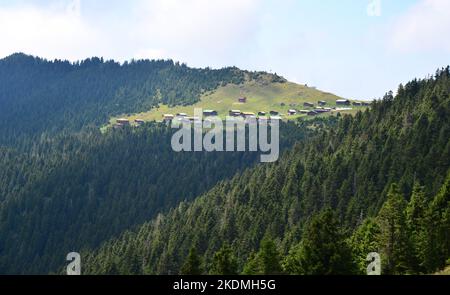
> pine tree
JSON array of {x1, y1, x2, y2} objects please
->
[
  {"x1": 242, "y1": 238, "x2": 283, "y2": 275},
  {"x1": 285, "y1": 209, "x2": 357, "y2": 275},
  {"x1": 210, "y1": 244, "x2": 238, "y2": 275},
  {"x1": 282, "y1": 243, "x2": 303, "y2": 275},
  {"x1": 259, "y1": 237, "x2": 283, "y2": 275},
  {"x1": 406, "y1": 183, "x2": 428, "y2": 273},
  {"x1": 180, "y1": 247, "x2": 203, "y2": 275},
  {"x1": 377, "y1": 184, "x2": 412, "y2": 274},
  {"x1": 425, "y1": 173, "x2": 450, "y2": 272},
  {"x1": 349, "y1": 218, "x2": 381, "y2": 274},
  {"x1": 242, "y1": 252, "x2": 260, "y2": 275}
]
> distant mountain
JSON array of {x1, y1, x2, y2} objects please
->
[
  {"x1": 0, "y1": 53, "x2": 252, "y2": 143},
  {"x1": 0, "y1": 53, "x2": 351, "y2": 143}
]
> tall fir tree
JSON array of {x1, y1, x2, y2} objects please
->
[
  {"x1": 259, "y1": 237, "x2": 283, "y2": 275},
  {"x1": 180, "y1": 247, "x2": 203, "y2": 275},
  {"x1": 284, "y1": 209, "x2": 357, "y2": 275},
  {"x1": 242, "y1": 237, "x2": 283, "y2": 275},
  {"x1": 242, "y1": 252, "x2": 260, "y2": 275},
  {"x1": 406, "y1": 183, "x2": 428, "y2": 273},
  {"x1": 425, "y1": 172, "x2": 450, "y2": 272},
  {"x1": 377, "y1": 184, "x2": 412, "y2": 274},
  {"x1": 210, "y1": 244, "x2": 238, "y2": 275},
  {"x1": 349, "y1": 218, "x2": 381, "y2": 274}
]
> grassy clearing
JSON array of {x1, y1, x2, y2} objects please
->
[{"x1": 107, "y1": 77, "x2": 367, "y2": 126}]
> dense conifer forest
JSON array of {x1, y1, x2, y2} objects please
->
[
  {"x1": 0, "y1": 119, "x2": 318, "y2": 274},
  {"x1": 0, "y1": 54, "x2": 448, "y2": 275},
  {"x1": 83, "y1": 68, "x2": 450, "y2": 275}
]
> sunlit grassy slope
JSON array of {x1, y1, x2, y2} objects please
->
[{"x1": 107, "y1": 74, "x2": 367, "y2": 126}]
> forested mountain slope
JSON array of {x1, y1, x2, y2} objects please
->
[
  {"x1": 0, "y1": 53, "x2": 340, "y2": 274},
  {"x1": 0, "y1": 121, "x2": 315, "y2": 274},
  {"x1": 0, "y1": 53, "x2": 252, "y2": 143},
  {"x1": 83, "y1": 68, "x2": 450, "y2": 275}
]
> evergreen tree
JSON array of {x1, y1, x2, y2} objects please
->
[
  {"x1": 377, "y1": 184, "x2": 412, "y2": 274},
  {"x1": 425, "y1": 172, "x2": 450, "y2": 272},
  {"x1": 210, "y1": 244, "x2": 238, "y2": 275},
  {"x1": 242, "y1": 252, "x2": 260, "y2": 275},
  {"x1": 258, "y1": 237, "x2": 283, "y2": 275},
  {"x1": 180, "y1": 247, "x2": 203, "y2": 275},
  {"x1": 349, "y1": 218, "x2": 381, "y2": 274},
  {"x1": 282, "y1": 243, "x2": 303, "y2": 275},
  {"x1": 406, "y1": 183, "x2": 428, "y2": 273},
  {"x1": 242, "y1": 238, "x2": 283, "y2": 275},
  {"x1": 285, "y1": 209, "x2": 357, "y2": 275}
]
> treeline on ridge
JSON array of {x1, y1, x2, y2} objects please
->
[{"x1": 0, "y1": 53, "x2": 284, "y2": 144}]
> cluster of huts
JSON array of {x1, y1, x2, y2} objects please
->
[
  {"x1": 227, "y1": 110, "x2": 281, "y2": 121},
  {"x1": 114, "y1": 98, "x2": 371, "y2": 128},
  {"x1": 114, "y1": 118, "x2": 145, "y2": 129},
  {"x1": 286, "y1": 99, "x2": 371, "y2": 117}
]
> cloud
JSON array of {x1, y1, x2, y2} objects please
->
[
  {"x1": 131, "y1": 0, "x2": 260, "y2": 66},
  {"x1": 66, "y1": 0, "x2": 81, "y2": 17},
  {"x1": 0, "y1": 0, "x2": 106, "y2": 60},
  {"x1": 0, "y1": 0, "x2": 261, "y2": 66},
  {"x1": 390, "y1": 0, "x2": 450, "y2": 52}
]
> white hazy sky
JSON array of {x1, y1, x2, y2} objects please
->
[{"x1": 0, "y1": 0, "x2": 449, "y2": 99}]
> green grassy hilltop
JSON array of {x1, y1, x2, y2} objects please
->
[{"x1": 108, "y1": 73, "x2": 368, "y2": 126}]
